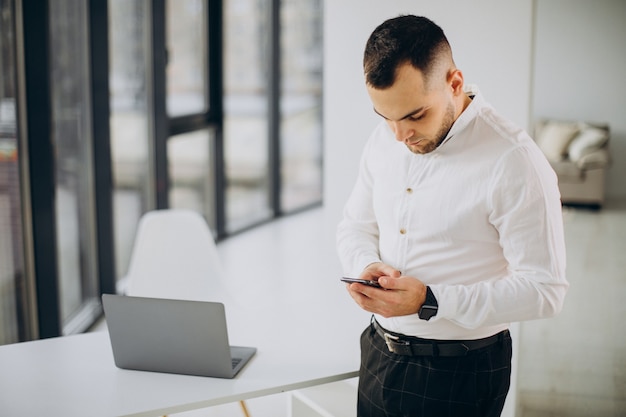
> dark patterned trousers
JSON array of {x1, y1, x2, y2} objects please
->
[{"x1": 358, "y1": 321, "x2": 512, "y2": 417}]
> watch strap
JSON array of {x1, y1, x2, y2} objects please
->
[{"x1": 418, "y1": 286, "x2": 438, "y2": 321}]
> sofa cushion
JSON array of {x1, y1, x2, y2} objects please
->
[
  {"x1": 568, "y1": 126, "x2": 609, "y2": 162},
  {"x1": 536, "y1": 121, "x2": 580, "y2": 162}
]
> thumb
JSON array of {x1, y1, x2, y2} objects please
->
[
  {"x1": 376, "y1": 266, "x2": 401, "y2": 288},
  {"x1": 378, "y1": 273, "x2": 402, "y2": 288}
]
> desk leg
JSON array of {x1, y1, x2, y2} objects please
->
[{"x1": 239, "y1": 400, "x2": 251, "y2": 417}]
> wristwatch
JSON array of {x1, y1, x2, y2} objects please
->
[{"x1": 418, "y1": 286, "x2": 438, "y2": 321}]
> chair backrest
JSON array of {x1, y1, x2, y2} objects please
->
[{"x1": 125, "y1": 209, "x2": 224, "y2": 301}]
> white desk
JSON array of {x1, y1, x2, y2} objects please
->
[
  {"x1": 0, "y1": 290, "x2": 368, "y2": 417},
  {"x1": 0, "y1": 209, "x2": 372, "y2": 416}
]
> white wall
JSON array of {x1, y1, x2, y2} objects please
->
[
  {"x1": 532, "y1": 0, "x2": 626, "y2": 199},
  {"x1": 322, "y1": 2, "x2": 534, "y2": 415}
]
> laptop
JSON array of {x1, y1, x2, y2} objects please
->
[{"x1": 101, "y1": 294, "x2": 256, "y2": 378}]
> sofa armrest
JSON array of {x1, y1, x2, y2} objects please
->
[{"x1": 575, "y1": 148, "x2": 609, "y2": 170}]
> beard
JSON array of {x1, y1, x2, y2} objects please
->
[{"x1": 406, "y1": 102, "x2": 456, "y2": 155}]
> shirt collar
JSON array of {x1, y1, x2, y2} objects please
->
[{"x1": 439, "y1": 84, "x2": 484, "y2": 147}]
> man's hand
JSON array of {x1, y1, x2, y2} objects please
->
[{"x1": 344, "y1": 262, "x2": 428, "y2": 318}]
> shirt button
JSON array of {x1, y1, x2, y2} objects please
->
[
  {"x1": 406, "y1": 187, "x2": 413, "y2": 194},
  {"x1": 400, "y1": 228, "x2": 407, "y2": 235}
]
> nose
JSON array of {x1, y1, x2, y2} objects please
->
[{"x1": 390, "y1": 121, "x2": 414, "y2": 142}]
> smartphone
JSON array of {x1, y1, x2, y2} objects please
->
[{"x1": 341, "y1": 277, "x2": 382, "y2": 288}]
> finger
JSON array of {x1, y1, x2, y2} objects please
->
[
  {"x1": 378, "y1": 275, "x2": 403, "y2": 289},
  {"x1": 347, "y1": 282, "x2": 375, "y2": 297},
  {"x1": 385, "y1": 267, "x2": 402, "y2": 278},
  {"x1": 363, "y1": 262, "x2": 401, "y2": 279}
]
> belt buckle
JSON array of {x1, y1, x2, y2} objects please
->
[{"x1": 383, "y1": 332, "x2": 400, "y2": 353}]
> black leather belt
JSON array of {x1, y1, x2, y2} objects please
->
[{"x1": 372, "y1": 319, "x2": 507, "y2": 357}]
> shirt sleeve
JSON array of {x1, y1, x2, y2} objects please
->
[
  {"x1": 431, "y1": 144, "x2": 569, "y2": 329},
  {"x1": 336, "y1": 136, "x2": 382, "y2": 277}
]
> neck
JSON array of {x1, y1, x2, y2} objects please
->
[{"x1": 455, "y1": 93, "x2": 473, "y2": 120}]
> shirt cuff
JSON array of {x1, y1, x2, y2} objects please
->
[{"x1": 428, "y1": 284, "x2": 458, "y2": 320}]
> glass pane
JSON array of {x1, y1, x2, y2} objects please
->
[
  {"x1": 280, "y1": 0, "x2": 323, "y2": 211},
  {"x1": 0, "y1": 0, "x2": 28, "y2": 345},
  {"x1": 166, "y1": 0, "x2": 207, "y2": 116},
  {"x1": 109, "y1": 0, "x2": 153, "y2": 283},
  {"x1": 224, "y1": 0, "x2": 272, "y2": 232},
  {"x1": 49, "y1": 0, "x2": 99, "y2": 333},
  {"x1": 168, "y1": 129, "x2": 216, "y2": 232}
]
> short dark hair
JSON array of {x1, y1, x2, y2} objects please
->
[{"x1": 363, "y1": 15, "x2": 451, "y2": 89}]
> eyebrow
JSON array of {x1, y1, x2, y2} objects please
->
[{"x1": 373, "y1": 106, "x2": 426, "y2": 122}]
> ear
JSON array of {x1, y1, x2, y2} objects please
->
[{"x1": 447, "y1": 69, "x2": 464, "y2": 96}]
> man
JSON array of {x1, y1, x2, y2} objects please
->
[{"x1": 337, "y1": 15, "x2": 568, "y2": 417}]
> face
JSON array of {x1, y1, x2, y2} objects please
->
[{"x1": 367, "y1": 63, "x2": 460, "y2": 155}]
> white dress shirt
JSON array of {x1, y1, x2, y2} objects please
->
[{"x1": 337, "y1": 87, "x2": 568, "y2": 340}]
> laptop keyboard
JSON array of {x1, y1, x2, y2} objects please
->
[{"x1": 231, "y1": 358, "x2": 242, "y2": 369}]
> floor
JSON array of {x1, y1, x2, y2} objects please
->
[
  {"x1": 93, "y1": 199, "x2": 626, "y2": 416},
  {"x1": 516, "y1": 200, "x2": 626, "y2": 417}
]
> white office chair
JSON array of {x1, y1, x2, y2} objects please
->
[
  {"x1": 125, "y1": 209, "x2": 224, "y2": 301},
  {"x1": 123, "y1": 209, "x2": 251, "y2": 417}
]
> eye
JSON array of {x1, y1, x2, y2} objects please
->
[{"x1": 408, "y1": 113, "x2": 425, "y2": 122}]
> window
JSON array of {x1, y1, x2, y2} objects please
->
[
  {"x1": 168, "y1": 128, "x2": 217, "y2": 231},
  {"x1": 166, "y1": 0, "x2": 219, "y2": 231},
  {"x1": 109, "y1": 0, "x2": 154, "y2": 281},
  {"x1": 224, "y1": 0, "x2": 272, "y2": 231},
  {"x1": 280, "y1": 0, "x2": 323, "y2": 211},
  {"x1": 49, "y1": 0, "x2": 100, "y2": 334},
  {"x1": 166, "y1": 0, "x2": 208, "y2": 117},
  {"x1": 0, "y1": 0, "x2": 29, "y2": 344},
  {"x1": 1, "y1": 0, "x2": 324, "y2": 343},
  {"x1": 223, "y1": 0, "x2": 324, "y2": 231}
]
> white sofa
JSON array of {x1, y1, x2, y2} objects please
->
[{"x1": 535, "y1": 119, "x2": 610, "y2": 209}]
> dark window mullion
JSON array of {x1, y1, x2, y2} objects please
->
[
  {"x1": 150, "y1": 0, "x2": 169, "y2": 209},
  {"x1": 207, "y1": 0, "x2": 226, "y2": 238},
  {"x1": 268, "y1": 0, "x2": 281, "y2": 217},
  {"x1": 169, "y1": 113, "x2": 211, "y2": 136},
  {"x1": 88, "y1": 0, "x2": 115, "y2": 297},
  {"x1": 20, "y1": 0, "x2": 61, "y2": 339}
]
